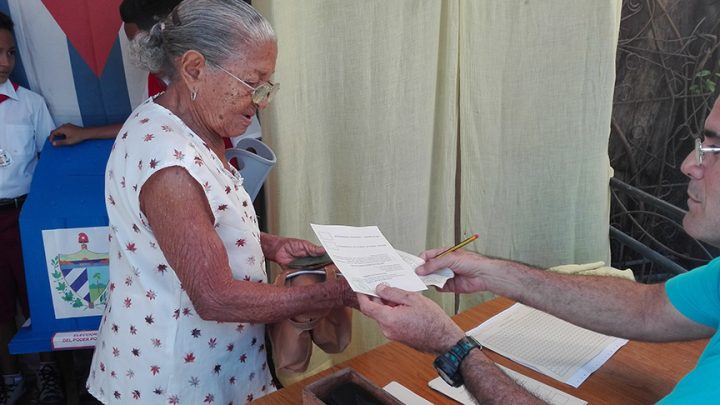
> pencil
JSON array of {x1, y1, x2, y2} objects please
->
[{"x1": 435, "y1": 233, "x2": 479, "y2": 258}]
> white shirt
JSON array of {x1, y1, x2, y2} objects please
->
[
  {"x1": 88, "y1": 98, "x2": 273, "y2": 404},
  {"x1": 0, "y1": 80, "x2": 55, "y2": 198}
]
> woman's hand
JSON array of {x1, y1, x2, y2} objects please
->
[{"x1": 260, "y1": 233, "x2": 325, "y2": 267}]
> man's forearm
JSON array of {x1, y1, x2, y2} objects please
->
[
  {"x1": 461, "y1": 349, "x2": 543, "y2": 404},
  {"x1": 481, "y1": 259, "x2": 672, "y2": 341}
]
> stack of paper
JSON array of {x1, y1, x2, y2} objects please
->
[{"x1": 467, "y1": 303, "x2": 627, "y2": 387}]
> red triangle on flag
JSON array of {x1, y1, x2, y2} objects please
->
[{"x1": 42, "y1": 0, "x2": 124, "y2": 77}]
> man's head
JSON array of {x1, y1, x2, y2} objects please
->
[
  {"x1": 681, "y1": 96, "x2": 720, "y2": 247},
  {"x1": 120, "y1": 0, "x2": 183, "y2": 40},
  {"x1": 0, "y1": 12, "x2": 16, "y2": 84}
]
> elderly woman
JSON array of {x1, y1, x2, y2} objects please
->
[{"x1": 86, "y1": 1, "x2": 355, "y2": 403}]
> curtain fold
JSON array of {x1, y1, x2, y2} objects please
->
[{"x1": 254, "y1": 0, "x2": 620, "y2": 384}]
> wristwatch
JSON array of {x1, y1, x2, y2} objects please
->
[{"x1": 433, "y1": 335, "x2": 482, "y2": 387}]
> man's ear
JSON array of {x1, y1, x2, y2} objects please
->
[{"x1": 178, "y1": 50, "x2": 206, "y2": 91}]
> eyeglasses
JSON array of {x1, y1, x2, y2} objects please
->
[
  {"x1": 216, "y1": 65, "x2": 279, "y2": 105},
  {"x1": 695, "y1": 138, "x2": 720, "y2": 166}
]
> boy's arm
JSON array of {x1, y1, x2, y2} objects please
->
[
  {"x1": 50, "y1": 123, "x2": 122, "y2": 146},
  {"x1": 34, "y1": 97, "x2": 55, "y2": 152}
]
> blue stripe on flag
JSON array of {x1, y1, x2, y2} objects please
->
[{"x1": 67, "y1": 37, "x2": 131, "y2": 126}]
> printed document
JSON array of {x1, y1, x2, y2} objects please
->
[
  {"x1": 467, "y1": 303, "x2": 627, "y2": 387},
  {"x1": 311, "y1": 224, "x2": 428, "y2": 296},
  {"x1": 394, "y1": 249, "x2": 454, "y2": 288},
  {"x1": 429, "y1": 364, "x2": 587, "y2": 405}
]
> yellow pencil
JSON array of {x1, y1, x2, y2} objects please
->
[{"x1": 435, "y1": 233, "x2": 479, "y2": 258}]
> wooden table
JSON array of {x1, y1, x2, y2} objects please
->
[{"x1": 252, "y1": 297, "x2": 707, "y2": 404}]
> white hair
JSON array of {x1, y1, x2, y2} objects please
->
[{"x1": 132, "y1": 0, "x2": 275, "y2": 77}]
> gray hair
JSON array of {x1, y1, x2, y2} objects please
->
[{"x1": 132, "y1": 0, "x2": 275, "y2": 78}]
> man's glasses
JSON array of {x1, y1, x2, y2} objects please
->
[
  {"x1": 216, "y1": 65, "x2": 279, "y2": 105},
  {"x1": 695, "y1": 138, "x2": 720, "y2": 166}
]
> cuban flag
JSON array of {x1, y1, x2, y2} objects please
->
[{"x1": 1, "y1": 0, "x2": 151, "y2": 127}]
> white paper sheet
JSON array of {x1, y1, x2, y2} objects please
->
[
  {"x1": 383, "y1": 381, "x2": 434, "y2": 405},
  {"x1": 428, "y1": 363, "x2": 587, "y2": 405},
  {"x1": 395, "y1": 249, "x2": 454, "y2": 288},
  {"x1": 311, "y1": 224, "x2": 428, "y2": 296},
  {"x1": 467, "y1": 303, "x2": 627, "y2": 388}
]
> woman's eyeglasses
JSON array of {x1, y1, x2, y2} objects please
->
[{"x1": 216, "y1": 65, "x2": 279, "y2": 105}]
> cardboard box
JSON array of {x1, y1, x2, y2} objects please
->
[{"x1": 303, "y1": 368, "x2": 403, "y2": 405}]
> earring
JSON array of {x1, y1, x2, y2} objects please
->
[{"x1": 191, "y1": 89, "x2": 197, "y2": 101}]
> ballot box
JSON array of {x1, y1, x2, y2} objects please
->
[
  {"x1": 9, "y1": 136, "x2": 275, "y2": 353},
  {"x1": 9, "y1": 139, "x2": 113, "y2": 354}
]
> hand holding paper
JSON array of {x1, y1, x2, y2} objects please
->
[
  {"x1": 395, "y1": 249, "x2": 454, "y2": 288},
  {"x1": 311, "y1": 224, "x2": 428, "y2": 296},
  {"x1": 310, "y1": 224, "x2": 456, "y2": 294}
]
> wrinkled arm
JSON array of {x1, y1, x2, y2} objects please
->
[
  {"x1": 418, "y1": 250, "x2": 714, "y2": 341},
  {"x1": 140, "y1": 166, "x2": 355, "y2": 323}
]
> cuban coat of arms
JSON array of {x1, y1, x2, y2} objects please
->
[{"x1": 42, "y1": 227, "x2": 109, "y2": 319}]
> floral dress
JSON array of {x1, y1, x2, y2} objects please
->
[{"x1": 87, "y1": 98, "x2": 274, "y2": 404}]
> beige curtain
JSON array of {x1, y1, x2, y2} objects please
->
[
  {"x1": 254, "y1": 0, "x2": 620, "y2": 384},
  {"x1": 457, "y1": 1, "x2": 620, "y2": 309}
]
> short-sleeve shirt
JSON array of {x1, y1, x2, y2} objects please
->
[
  {"x1": 0, "y1": 80, "x2": 55, "y2": 198},
  {"x1": 659, "y1": 258, "x2": 720, "y2": 403},
  {"x1": 87, "y1": 98, "x2": 274, "y2": 404}
]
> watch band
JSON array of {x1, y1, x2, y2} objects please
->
[{"x1": 433, "y1": 335, "x2": 482, "y2": 387}]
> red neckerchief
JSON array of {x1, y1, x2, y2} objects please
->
[{"x1": 0, "y1": 81, "x2": 20, "y2": 103}]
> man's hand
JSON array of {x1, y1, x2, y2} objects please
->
[
  {"x1": 260, "y1": 233, "x2": 325, "y2": 267},
  {"x1": 358, "y1": 284, "x2": 465, "y2": 355},
  {"x1": 417, "y1": 249, "x2": 496, "y2": 294},
  {"x1": 361, "y1": 284, "x2": 544, "y2": 404}
]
